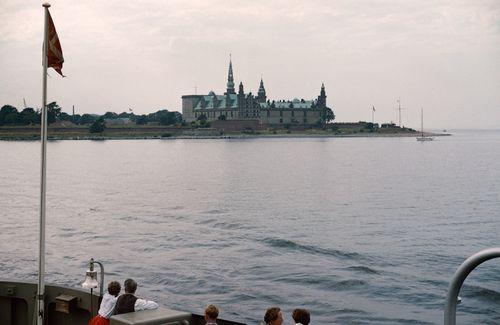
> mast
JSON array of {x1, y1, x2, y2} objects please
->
[
  {"x1": 38, "y1": 3, "x2": 50, "y2": 324},
  {"x1": 421, "y1": 108, "x2": 424, "y2": 137},
  {"x1": 397, "y1": 97, "x2": 402, "y2": 127}
]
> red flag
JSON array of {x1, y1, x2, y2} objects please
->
[{"x1": 46, "y1": 10, "x2": 64, "y2": 77}]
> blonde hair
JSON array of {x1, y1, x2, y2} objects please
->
[{"x1": 205, "y1": 304, "x2": 219, "y2": 320}]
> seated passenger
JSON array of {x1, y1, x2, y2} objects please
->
[
  {"x1": 115, "y1": 278, "x2": 158, "y2": 315},
  {"x1": 88, "y1": 281, "x2": 121, "y2": 325},
  {"x1": 292, "y1": 308, "x2": 310, "y2": 325},
  {"x1": 204, "y1": 304, "x2": 219, "y2": 325},
  {"x1": 264, "y1": 307, "x2": 284, "y2": 325}
]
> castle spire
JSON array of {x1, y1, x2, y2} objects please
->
[
  {"x1": 259, "y1": 78, "x2": 265, "y2": 91},
  {"x1": 226, "y1": 54, "x2": 235, "y2": 94},
  {"x1": 257, "y1": 77, "x2": 266, "y2": 103},
  {"x1": 238, "y1": 81, "x2": 244, "y2": 95},
  {"x1": 317, "y1": 83, "x2": 327, "y2": 107}
]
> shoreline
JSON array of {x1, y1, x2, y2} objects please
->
[{"x1": 0, "y1": 131, "x2": 450, "y2": 141}]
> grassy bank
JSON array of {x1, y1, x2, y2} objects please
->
[{"x1": 0, "y1": 124, "x2": 447, "y2": 140}]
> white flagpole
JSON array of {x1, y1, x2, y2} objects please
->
[{"x1": 37, "y1": 3, "x2": 50, "y2": 325}]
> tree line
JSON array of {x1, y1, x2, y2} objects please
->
[{"x1": 0, "y1": 103, "x2": 183, "y2": 130}]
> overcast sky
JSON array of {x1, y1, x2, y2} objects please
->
[{"x1": 1, "y1": 0, "x2": 499, "y2": 129}]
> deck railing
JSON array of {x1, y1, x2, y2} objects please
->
[{"x1": 444, "y1": 247, "x2": 500, "y2": 325}]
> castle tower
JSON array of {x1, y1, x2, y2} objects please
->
[
  {"x1": 238, "y1": 81, "x2": 244, "y2": 96},
  {"x1": 317, "y1": 83, "x2": 327, "y2": 108},
  {"x1": 226, "y1": 56, "x2": 235, "y2": 95},
  {"x1": 257, "y1": 78, "x2": 267, "y2": 103},
  {"x1": 237, "y1": 82, "x2": 246, "y2": 118}
]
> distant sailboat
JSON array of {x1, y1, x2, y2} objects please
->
[{"x1": 417, "y1": 108, "x2": 433, "y2": 141}]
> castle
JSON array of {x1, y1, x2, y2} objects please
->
[{"x1": 182, "y1": 59, "x2": 333, "y2": 126}]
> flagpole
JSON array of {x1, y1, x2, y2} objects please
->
[{"x1": 37, "y1": 3, "x2": 50, "y2": 325}]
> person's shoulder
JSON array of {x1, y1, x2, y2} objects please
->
[
  {"x1": 102, "y1": 292, "x2": 117, "y2": 301},
  {"x1": 117, "y1": 293, "x2": 134, "y2": 299},
  {"x1": 134, "y1": 298, "x2": 159, "y2": 311}
]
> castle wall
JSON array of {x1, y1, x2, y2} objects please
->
[
  {"x1": 188, "y1": 107, "x2": 323, "y2": 126},
  {"x1": 182, "y1": 95, "x2": 202, "y2": 122},
  {"x1": 260, "y1": 109, "x2": 322, "y2": 125},
  {"x1": 193, "y1": 109, "x2": 240, "y2": 122},
  {"x1": 212, "y1": 119, "x2": 262, "y2": 132}
]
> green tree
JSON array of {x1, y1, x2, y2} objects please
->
[
  {"x1": 197, "y1": 113, "x2": 208, "y2": 126},
  {"x1": 149, "y1": 109, "x2": 182, "y2": 125},
  {"x1": 58, "y1": 112, "x2": 72, "y2": 121},
  {"x1": 89, "y1": 118, "x2": 106, "y2": 133},
  {"x1": 20, "y1": 107, "x2": 38, "y2": 125},
  {"x1": 80, "y1": 114, "x2": 97, "y2": 125},
  {"x1": 322, "y1": 107, "x2": 335, "y2": 124},
  {"x1": 136, "y1": 115, "x2": 148, "y2": 125},
  {"x1": 4, "y1": 112, "x2": 21, "y2": 125},
  {"x1": 0, "y1": 105, "x2": 18, "y2": 125},
  {"x1": 69, "y1": 114, "x2": 82, "y2": 125},
  {"x1": 47, "y1": 102, "x2": 61, "y2": 124},
  {"x1": 103, "y1": 111, "x2": 118, "y2": 119},
  {"x1": 118, "y1": 111, "x2": 134, "y2": 118}
]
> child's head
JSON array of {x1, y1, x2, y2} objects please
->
[
  {"x1": 124, "y1": 278, "x2": 137, "y2": 294},
  {"x1": 292, "y1": 308, "x2": 310, "y2": 325},
  {"x1": 108, "y1": 281, "x2": 121, "y2": 296},
  {"x1": 204, "y1": 304, "x2": 219, "y2": 322}
]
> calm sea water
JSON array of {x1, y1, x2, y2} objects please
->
[{"x1": 1, "y1": 130, "x2": 499, "y2": 324}]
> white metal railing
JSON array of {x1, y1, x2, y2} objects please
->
[{"x1": 444, "y1": 247, "x2": 500, "y2": 325}]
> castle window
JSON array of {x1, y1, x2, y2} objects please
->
[
  {"x1": 280, "y1": 110, "x2": 283, "y2": 117},
  {"x1": 280, "y1": 118, "x2": 283, "y2": 123},
  {"x1": 303, "y1": 111, "x2": 307, "y2": 117},
  {"x1": 291, "y1": 110, "x2": 295, "y2": 117}
]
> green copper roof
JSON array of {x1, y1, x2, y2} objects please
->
[{"x1": 194, "y1": 93, "x2": 238, "y2": 110}]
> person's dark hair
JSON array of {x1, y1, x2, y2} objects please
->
[
  {"x1": 107, "y1": 281, "x2": 121, "y2": 296},
  {"x1": 292, "y1": 308, "x2": 310, "y2": 325},
  {"x1": 124, "y1": 278, "x2": 137, "y2": 294},
  {"x1": 205, "y1": 304, "x2": 219, "y2": 320},
  {"x1": 264, "y1": 307, "x2": 281, "y2": 324}
]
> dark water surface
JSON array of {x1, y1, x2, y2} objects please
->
[{"x1": 1, "y1": 130, "x2": 499, "y2": 324}]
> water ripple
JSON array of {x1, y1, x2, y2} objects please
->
[{"x1": 262, "y1": 237, "x2": 368, "y2": 261}]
